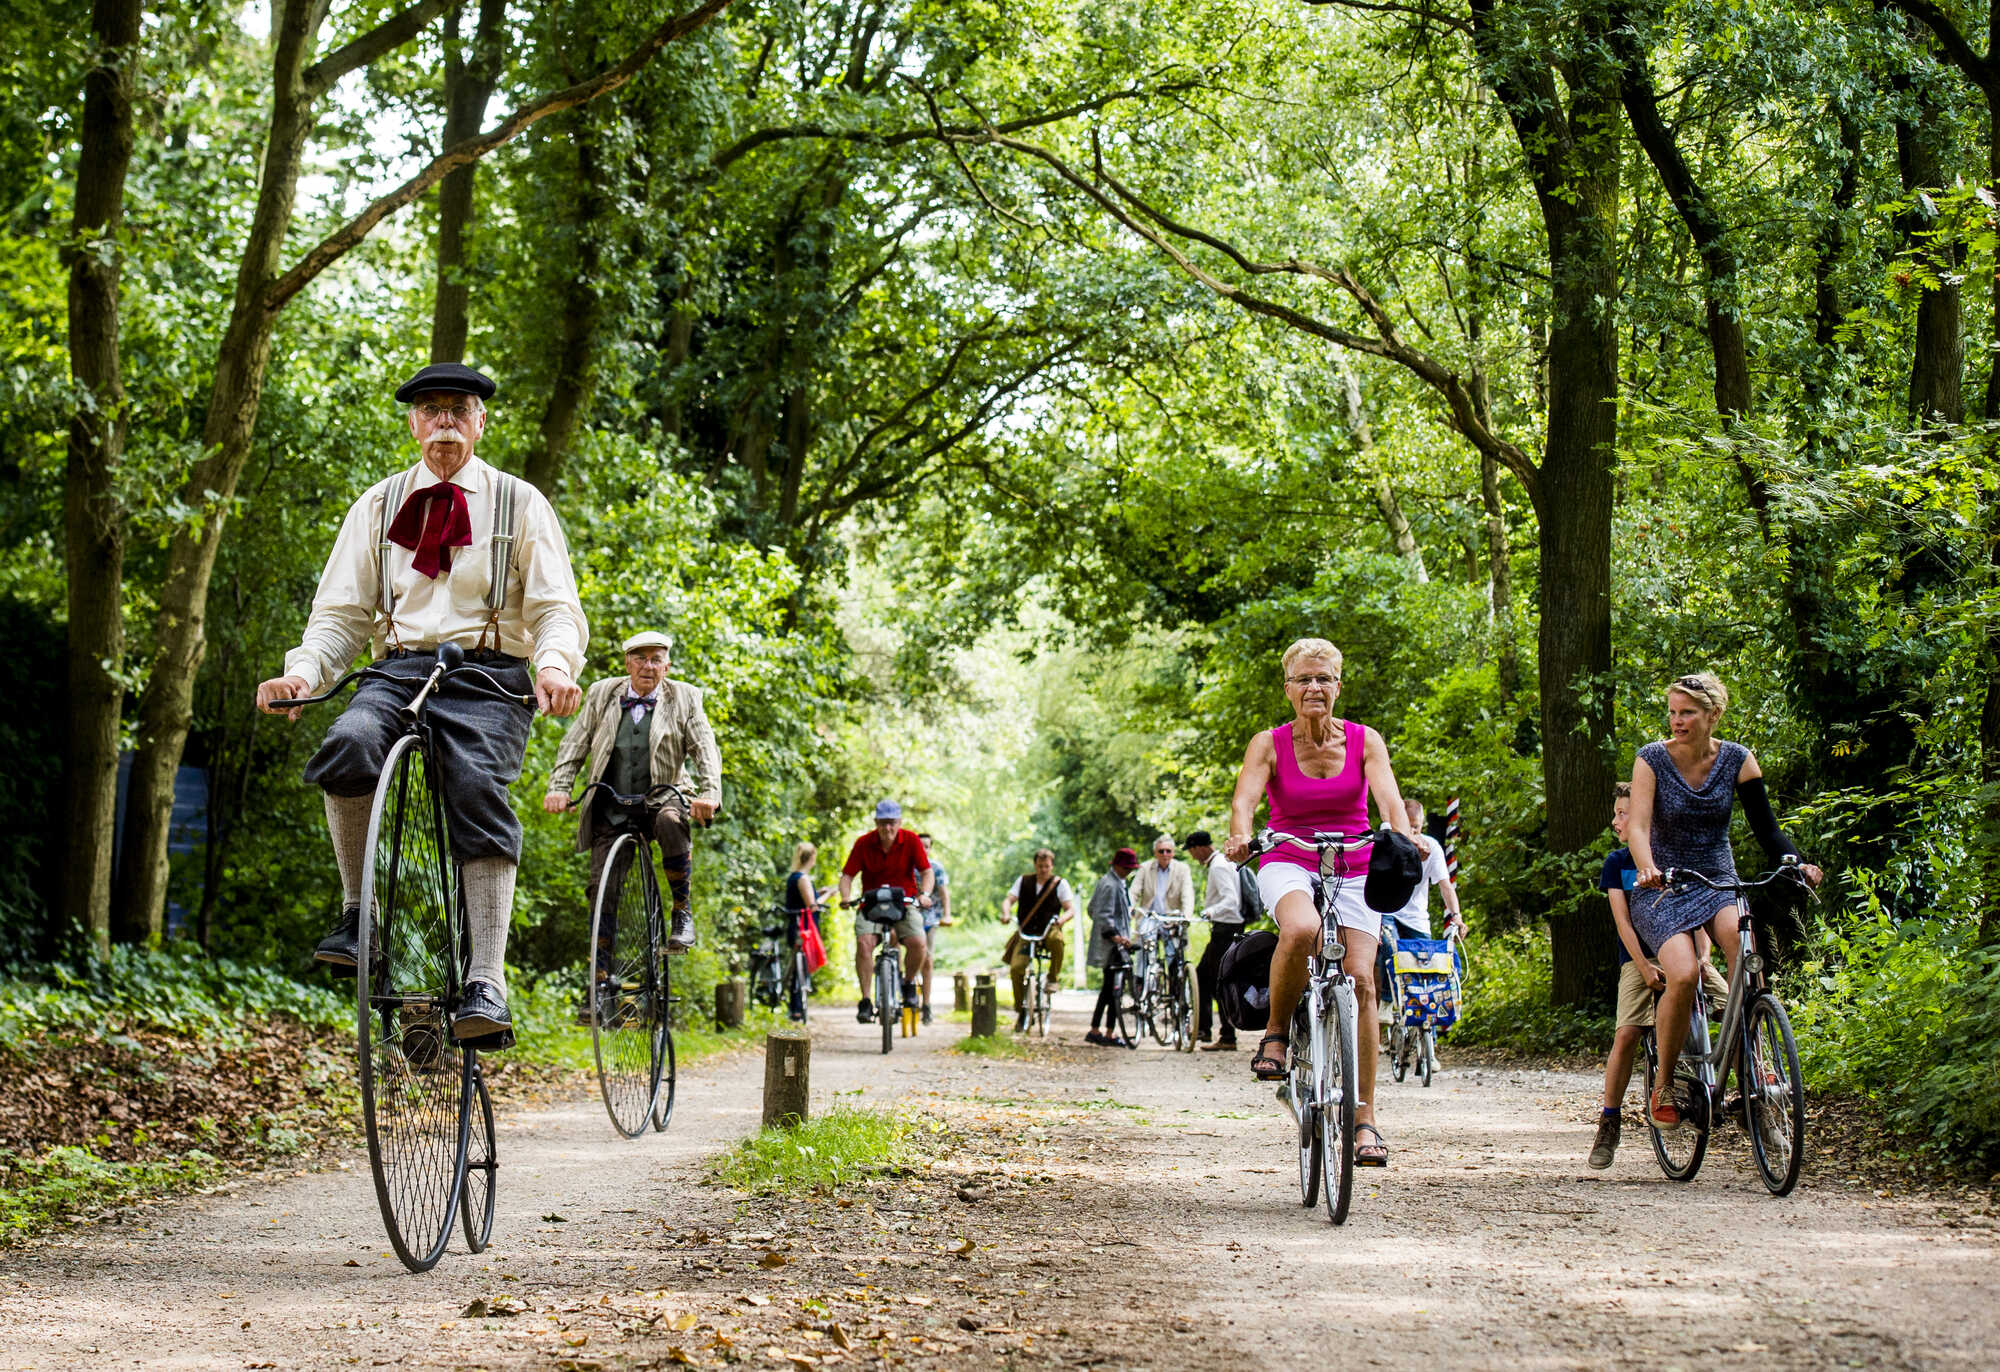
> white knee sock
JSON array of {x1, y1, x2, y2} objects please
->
[
  {"x1": 325, "y1": 792, "x2": 373, "y2": 907},
  {"x1": 462, "y1": 856, "x2": 515, "y2": 998}
]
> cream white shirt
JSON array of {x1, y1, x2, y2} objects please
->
[
  {"x1": 1204, "y1": 850, "x2": 1242, "y2": 924},
  {"x1": 282, "y1": 454, "x2": 588, "y2": 692}
]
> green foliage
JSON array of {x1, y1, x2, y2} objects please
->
[
  {"x1": 0, "y1": 1145, "x2": 221, "y2": 1241},
  {"x1": 949, "y1": 1032, "x2": 1033, "y2": 1058},
  {"x1": 0, "y1": 947, "x2": 347, "y2": 1052},
  {"x1": 1449, "y1": 928, "x2": 1615, "y2": 1057},
  {"x1": 708, "y1": 1105, "x2": 939, "y2": 1195}
]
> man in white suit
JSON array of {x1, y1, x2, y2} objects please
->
[
  {"x1": 544, "y1": 630, "x2": 721, "y2": 952},
  {"x1": 1127, "y1": 834, "x2": 1194, "y2": 921}
]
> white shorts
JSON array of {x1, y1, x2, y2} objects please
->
[{"x1": 1258, "y1": 863, "x2": 1377, "y2": 936}]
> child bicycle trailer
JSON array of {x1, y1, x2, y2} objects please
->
[{"x1": 1392, "y1": 936, "x2": 1460, "y2": 1032}]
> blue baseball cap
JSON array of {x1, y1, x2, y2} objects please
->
[{"x1": 873, "y1": 799, "x2": 902, "y2": 821}]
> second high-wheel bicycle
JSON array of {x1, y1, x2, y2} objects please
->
[
  {"x1": 1248, "y1": 828, "x2": 1370, "y2": 1226},
  {"x1": 575, "y1": 780, "x2": 687, "y2": 1138},
  {"x1": 1643, "y1": 858, "x2": 1813, "y2": 1196},
  {"x1": 290, "y1": 642, "x2": 528, "y2": 1272}
]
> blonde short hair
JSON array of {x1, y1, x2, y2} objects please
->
[
  {"x1": 793, "y1": 841, "x2": 817, "y2": 870},
  {"x1": 1668, "y1": 672, "x2": 1729, "y2": 717},
  {"x1": 1281, "y1": 638, "x2": 1343, "y2": 679}
]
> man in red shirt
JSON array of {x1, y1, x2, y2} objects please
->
[{"x1": 838, "y1": 800, "x2": 934, "y2": 1023}]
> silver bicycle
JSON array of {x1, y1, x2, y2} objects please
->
[{"x1": 1249, "y1": 829, "x2": 1369, "y2": 1225}]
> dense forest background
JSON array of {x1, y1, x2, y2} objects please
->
[{"x1": 5, "y1": 0, "x2": 2000, "y2": 1169}]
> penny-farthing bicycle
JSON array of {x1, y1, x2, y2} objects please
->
[
  {"x1": 575, "y1": 780, "x2": 687, "y2": 1137},
  {"x1": 292, "y1": 642, "x2": 527, "y2": 1271}
]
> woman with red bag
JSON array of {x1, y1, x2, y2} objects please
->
[{"x1": 783, "y1": 842, "x2": 829, "y2": 1021}]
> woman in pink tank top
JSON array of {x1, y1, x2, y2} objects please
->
[{"x1": 1223, "y1": 637, "x2": 1426, "y2": 1166}]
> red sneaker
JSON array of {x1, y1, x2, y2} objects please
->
[{"x1": 1649, "y1": 1089, "x2": 1684, "y2": 1132}]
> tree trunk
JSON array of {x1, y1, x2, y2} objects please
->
[
  {"x1": 429, "y1": 0, "x2": 508, "y2": 363},
  {"x1": 1480, "y1": 451, "x2": 1518, "y2": 700},
  {"x1": 1546, "y1": 910, "x2": 1617, "y2": 1011},
  {"x1": 1897, "y1": 91, "x2": 1965, "y2": 426},
  {"x1": 521, "y1": 113, "x2": 605, "y2": 496},
  {"x1": 1342, "y1": 366, "x2": 1427, "y2": 581},
  {"x1": 62, "y1": 0, "x2": 144, "y2": 956}
]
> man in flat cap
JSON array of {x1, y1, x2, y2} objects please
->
[
  {"x1": 255, "y1": 362, "x2": 587, "y2": 1048},
  {"x1": 544, "y1": 631, "x2": 722, "y2": 958}
]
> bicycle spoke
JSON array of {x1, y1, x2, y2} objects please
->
[
  {"x1": 591, "y1": 835, "x2": 665, "y2": 1137},
  {"x1": 358, "y1": 736, "x2": 466, "y2": 1273}
]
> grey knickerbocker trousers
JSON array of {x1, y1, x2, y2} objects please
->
[{"x1": 302, "y1": 652, "x2": 535, "y2": 863}]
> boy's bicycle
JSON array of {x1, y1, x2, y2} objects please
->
[
  {"x1": 847, "y1": 887, "x2": 920, "y2": 1053},
  {"x1": 1246, "y1": 828, "x2": 1370, "y2": 1226},
  {"x1": 1017, "y1": 930, "x2": 1054, "y2": 1036},
  {"x1": 750, "y1": 901, "x2": 817, "y2": 1022},
  {"x1": 575, "y1": 780, "x2": 687, "y2": 1138},
  {"x1": 289, "y1": 642, "x2": 527, "y2": 1272},
  {"x1": 1643, "y1": 857, "x2": 1812, "y2": 1196}
]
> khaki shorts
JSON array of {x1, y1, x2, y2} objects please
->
[
  {"x1": 1616, "y1": 958, "x2": 1731, "y2": 1030},
  {"x1": 857, "y1": 909, "x2": 925, "y2": 943}
]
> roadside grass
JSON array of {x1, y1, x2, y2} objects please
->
[
  {"x1": 1449, "y1": 927, "x2": 1613, "y2": 1058},
  {"x1": 709, "y1": 1106, "x2": 942, "y2": 1194},
  {"x1": 0, "y1": 1147, "x2": 225, "y2": 1240},
  {"x1": 505, "y1": 971, "x2": 778, "y2": 1075},
  {"x1": 949, "y1": 1032, "x2": 1033, "y2": 1059}
]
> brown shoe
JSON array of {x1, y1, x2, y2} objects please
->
[{"x1": 1201, "y1": 1038, "x2": 1237, "y2": 1051}]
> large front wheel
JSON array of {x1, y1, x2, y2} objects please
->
[
  {"x1": 1742, "y1": 993, "x2": 1805, "y2": 1196},
  {"x1": 356, "y1": 734, "x2": 467, "y2": 1274},
  {"x1": 589, "y1": 834, "x2": 667, "y2": 1138}
]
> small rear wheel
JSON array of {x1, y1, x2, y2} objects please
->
[
  {"x1": 1111, "y1": 967, "x2": 1140, "y2": 1047},
  {"x1": 1742, "y1": 992, "x2": 1805, "y2": 1196},
  {"x1": 652, "y1": 952, "x2": 677, "y2": 1132},
  {"x1": 1419, "y1": 1029, "x2": 1435, "y2": 1088},
  {"x1": 1389, "y1": 1015, "x2": 1410, "y2": 1083},
  {"x1": 459, "y1": 1062, "x2": 497, "y2": 1253}
]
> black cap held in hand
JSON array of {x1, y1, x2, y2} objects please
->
[
  {"x1": 1363, "y1": 828, "x2": 1426, "y2": 914},
  {"x1": 395, "y1": 362, "x2": 496, "y2": 403}
]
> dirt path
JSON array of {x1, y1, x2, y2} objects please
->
[{"x1": 3, "y1": 991, "x2": 1995, "y2": 1370}]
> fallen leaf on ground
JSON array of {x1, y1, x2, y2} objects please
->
[
  {"x1": 462, "y1": 1299, "x2": 489, "y2": 1318},
  {"x1": 904, "y1": 1296, "x2": 932, "y2": 1307},
  {"x1": 543, "y1": 1213, "x2": 568, "y2": 1223},
  {"x1": 740, "y1": 1294, "x2": 770, "y2": 1307},
  {"x1": 830, "y1": 1324, "x2": 852, "y2": 1350},
  {"x1": 562, "y1": 1333, "x2": 588, "y2": 1347},
  {"x1": 953, "y1": 1238, "x2": 974, "y2": 1258},
  {"x1": 759, "y1": 1251, "x2": 789, "y2": 1268},
  {"x1": 342, "y1": 1259, "x2": 361, "y2": 1267},
  {"x1": 672, "y1": 1312, "x2": 698, "y2": 1331}
]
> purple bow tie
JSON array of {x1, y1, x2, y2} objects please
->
[{"x1": 622, "y1": 694, "x2": 656, "y2": 712}]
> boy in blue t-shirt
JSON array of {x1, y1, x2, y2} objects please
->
[{"x1": 1588, "y1": 782, "x2": 1728, "y2": 1170}]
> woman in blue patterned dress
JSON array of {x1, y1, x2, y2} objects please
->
[{"x1": 1628, "y1": 673, "x2": 1821, "y2": 1131}]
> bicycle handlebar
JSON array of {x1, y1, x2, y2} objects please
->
[
  {"x1": 1662, "y1": 855, "x2": 1811, "y2": 896},
  {"x1": 282, "y1": 643, "x2": 536, "y2": 712},
  {"x1": 1247, "y1": 828, "x2": 1374, "y2": 859},
  {"x1": 577, "y1": 780, "x2": 694, "y2": 811}
]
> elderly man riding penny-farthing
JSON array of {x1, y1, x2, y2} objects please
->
[{"x1": 255, "y1": 362, "x2": 586, "y2": 1048}]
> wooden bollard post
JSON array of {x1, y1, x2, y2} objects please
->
[
  {"x1": 715, "y1": 978, "x2": 746, "y2": 1029},
  {"x1": 762, "y1": 1029, "x2": 810, "y2": 1129},
  {"x1": 953, "y1": 971, "x2": 970, "y2": 1013},
  {"x1": 970, "y1": 974, "x2": 997, "y2": 1037}
]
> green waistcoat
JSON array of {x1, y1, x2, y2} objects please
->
[{"x1": 606, "y1": 703, "x2": 653, "y2": 798}]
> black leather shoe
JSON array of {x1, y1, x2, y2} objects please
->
[
  {"x1": 1014, "y1": 1008, "x2": 1028, "y2": 1033},
  {"x1": 452, "y1": 980, "x2": 515, "y2": 1049},
  {"x1": 314, "y1": 906, "x2": 366, "y2": 968},
  {"x1": 920, "y1": 1003, "x2": 933, "y2": 1025},
  {"x1": 667, "y1": 908, "x2": 695, "y2": 953}
]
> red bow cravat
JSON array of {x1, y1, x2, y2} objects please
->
[{"x1": 386, "y1": 481, "x2": 472, "y2": 579}]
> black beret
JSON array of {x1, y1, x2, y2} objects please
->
[{"x1": 394, "y1": 362, "x2": 496, "y2": 403}]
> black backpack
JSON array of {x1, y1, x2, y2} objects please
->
[{"x1": 1217, "y1": 929, "x2": 1280, "y2": 1032}]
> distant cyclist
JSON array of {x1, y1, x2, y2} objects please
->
[
  {"x1": 917, "y1": 836, "x2": 953, "y2": 1025},
  {"x1": 544, "y1": 629, "x2": 721, "y2": 954},
  {"x1": 1223, "y1": 637, "x2": 1425, "y2": 1167},
  {"x1": 1003, "y1": 849, "x2": 1076, "y2": 1031},
  {"x1": 1085, "y1": 847, "x2": 1142, "y2": 1046},
  {"x1": 1627, "y1": 672, "x2": 1821, "y2": 1131},
  {"x1": 836, "y1": 801, "x2": 933, "y2": 1024},
  {"x1": 779, "y1": 841, "x2": 820, "y2": 1021}
]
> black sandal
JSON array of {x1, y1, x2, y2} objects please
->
[
  {"x1": 1355, "y1": 1122, "x2": 1389, "y2": 1167},
  {"x1": 1250, "y1": 1032, "x2": 1288, "y2": 1081}
]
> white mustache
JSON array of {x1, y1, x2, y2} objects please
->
[{"x1": 429, "y1": 430, "x2": 466, "y2": 444}]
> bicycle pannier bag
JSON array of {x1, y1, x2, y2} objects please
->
[
  {"x1": 1393, "y1": 936, "x2": 1459, "y2": 1030},
  {"x1": 1217, "y1": 929, "x2": 1280, "y2": 1032}
]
